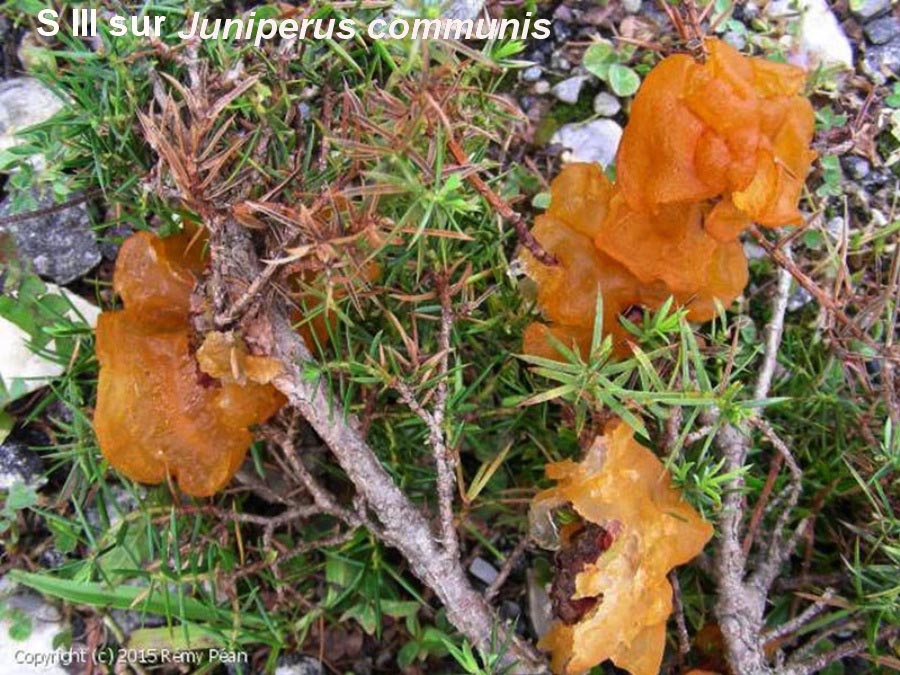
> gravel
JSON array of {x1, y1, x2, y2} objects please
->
[
  {"x1": 469, "y1": 556, "x2": 500, "y2": 585},
  {"x1": 863, "y1": 15, "x2": 900, "y2": 45},
  {"x1": 0, "y1": 437, "x2": 44, "y2": 490},
  {"x1": 521, "y1": 65, "x2": 543, "y2": 82},
  {"x1": 850, "y1": 0, "x2": 892, "y2": 21},
  {"x1": 842, "y1": 156, "x2": 871, "y2": 180},
  {"x1": 551, "y1": 75, "x2": 589, "y2": 104},
  {"x1": 592, "y1": 92, "x2": 621, "y2": 117},
  {"x1": 274, "y1": 655, "x2": 325, "y2": 675},
  {"x1": 552, "y1": 119, "x2": 623, "y2": 167},
  {"x1": 0, "y1": 78, "x2": 64, "y2": 157},
  {"x1": 0, "y1": 188, "x2": 101, "y2": 284},
  {"x1": 863, "y1": 36, "x2": 900, "y2": 83}
]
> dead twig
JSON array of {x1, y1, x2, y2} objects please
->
[
  {"x1": 763, "y1": 589, "x2": 835, "y2": 644},
  {"x1": 749, "y1": 225, "x2": 899, "y2": 362},
  {"x1": 485, "y1": 537, "x2": 530, "y2": 603},
  {"x1": 423, "y1": 92, "x2": 558, "y2": 267},
  {"x1": 754, "y1": 243, "x2": 793, "y2": 402},
  {"x1": 786, "y1": 625, "x2": 900, "y2": 675},
  {"x1": 669, "y1": 570, "x2": 692, "y2": 665}
]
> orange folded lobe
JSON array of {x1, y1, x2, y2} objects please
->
[
  {"x1": 522, "y1": 38, "x2": 815, "y2": 361},
  {"x1": 532, "y1": 424, "x2": 713, "y2": 675},
  {"x1": 93, "y1": 230, "x2": 284, "y2": 497}
]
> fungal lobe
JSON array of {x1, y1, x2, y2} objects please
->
[
  {"x1": 93, "y1": 230, "x2": 284, "y2": 497},
  {"x1": 533, "y1": 424, "x2": 713, "y2": 675},
  {"x1": 523, "y1": 39, "x2": 815, "y2": 360}
]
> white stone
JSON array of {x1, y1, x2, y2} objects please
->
[
  {"x1": 441, "y1": 0, "x2": 484, "y2": 21},
  {"x1": 0, "y1": 580, "x2": 67, "y2": 675},
  {"x1": 551, "y1": 76, "x2": 589, "y2": 104},
  {"x1": 552, "y1": 119, "x2": 623, "y2": 168},
  {"x1": 0, "y1": 285, "x2": 99, "y2": 403},
  {"x1": 796, "y1": 0, "x2": 854, "y2": 69},
  {"x1": 0, "y1": 78, "x2": 64, "y2": 154},
  {"x1": 592, "y1": 92, "x2": 621, "y2": 117}
]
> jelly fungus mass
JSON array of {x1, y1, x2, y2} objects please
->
[
  {"x1": 93, "y1": 229, "x2": 284, "y2": 497},
  {"x1": 531, "y1": 424, "x2": 713, "y2": 675},
  {"x1": 523, "y1": 39, "x2": 816, "y2": 359}
]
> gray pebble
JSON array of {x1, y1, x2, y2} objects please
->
[
  {"x1": 0, "y1": 438, "x2": 44, "y2": 490},
  {"x1": 441, "y1": 0, "x2": 485, "y2": 21},
  {"x1": 841, "y1": 156, "x2": 871, "y2": 180},
  {"x1": 592, "y1": 92, "x2": 621, "y2": 117},
  {"x1": 864, "y1": 15, "x2": 900, "y2": 45},
  {"x1": 742, "y1": 2, "x2": 761, "y2": 20},
  {"x1": 552, "y1": 4, "x2": 574, "y2": 23},
  {"x1": 0, "y1": 579, "x2": 68, "y2": 672},
  {"x1": 765, "y1": 0, "x2": 793, "y2": 18},
  {"x1": 553, "y1": 21, "x2": 572, "y2": 43},
  {"x1": 522, "y1": 65, "x2": 543, "y2": 82},
  {"x1": 550, "y1": 52, "x2": 572, "y2": 71},
  {"x1": 551, "y1": 75, "x2": 589, "y2": 104},
  {"x1": 744, "y1": 241, "x2": 767, "y2": 260},
  {"x1": 0, "y1": 188, "x2": 101, "y2": 284},
  {"x1": 274, "y1": 655, "x2": 325, "y2": 675},
  {"x1": 787, "y1": 286, "x2": 814, "y2": 312},
  {"x1": 862, "y1": 169, "x2": 892, "y2": 189},
  {"x1": 552, "y1": 119, "x2": 623, "y2": 167},
  {"x1": 533, "y1": 80, "x2": 551, "y2": 95},
  {"x1": 469, "y1": 556, "x2": 500, "y2": 585},
  {"x1": 0, "y1": 78, "x2": 64, "y2": 156},
  {"x1": 863, "y1": 37, "x2": 900, "y2": 83},
  {"x1": 724, "y1": 29, "x2": 747, "y2": 51},
  {"x1": 851, "y1": 0, "x2": 891, "y2": 20},
  {"x1": 825, "y1": 216, "x2": 845, "y2": 240}
]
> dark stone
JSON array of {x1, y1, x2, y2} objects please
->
[
  {"x1": 864, "y1": 36, "x2": 900, "y2": 82},
  {"x1": 0, "y1": 437, "x2": 43, "y2": 490},
  {"x1": 864, "y1": 15, "x2": 900, "y2": 45},
  {"x1": 862, "y1": 169, "x2": 893, "y2": 189},
  {"x1": 98, "y1": 223, "x2": 134, "y2": 260},
  {"x1": 553, "y1": 20, "x2": 572, "y2": 42},
  {"x1": 841, "y1": 156, "x2": 871, "y2": 180},
  {"x1": 851, "y1": 0, "x2": 891, "y2": 21},
  {"x1": 39, "y1": 548, "x2": 66, "y2": 569},
  {"x1": 109, "y1": 607, "x2": 166, "y2": 635},
  {"x1": 0, "y1": 188, "x2": 100, "y2": 284},
  {"x1": 273, "y1": 655, "x2": 324, "y2": 675}
]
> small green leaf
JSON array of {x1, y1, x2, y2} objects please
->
[
  {"x1": 885, "y1": 83, "x2": 900, "y2": 108},
  {"x1": 5, "y1": 608, "x2": 32, "y2": 641},
  {"x1": 608, "y1": 64, "x2": 641, "y2": 97},
  {"x1": 0, "y1": 410, "x2": 13, "y2": 445},
  {"x1": 531, "y1": 191, "x2": 551, "y2": 209},
  {"x1": 397, "y1": 640, "x2": 420, "y2": 669},
  {"x1": 5, "y1": 482, "x2": 39, "y2": 511},
  {"x1": 583, "y1": 42, "x2": 616, "y2": 79}
]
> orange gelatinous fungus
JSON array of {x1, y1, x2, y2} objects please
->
[
  {"x1": 532, "y1": 424, "x2": 713, "y2": 675},
  {"x1": 618, "y1": 38, "x2": 816, "y2": 222},
  {"x1": 94, "y1": 229, "x2": 284, "y2": 497},
  {"x1": 523, "y1": 39, "x2": 815, "y2": 360}
]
